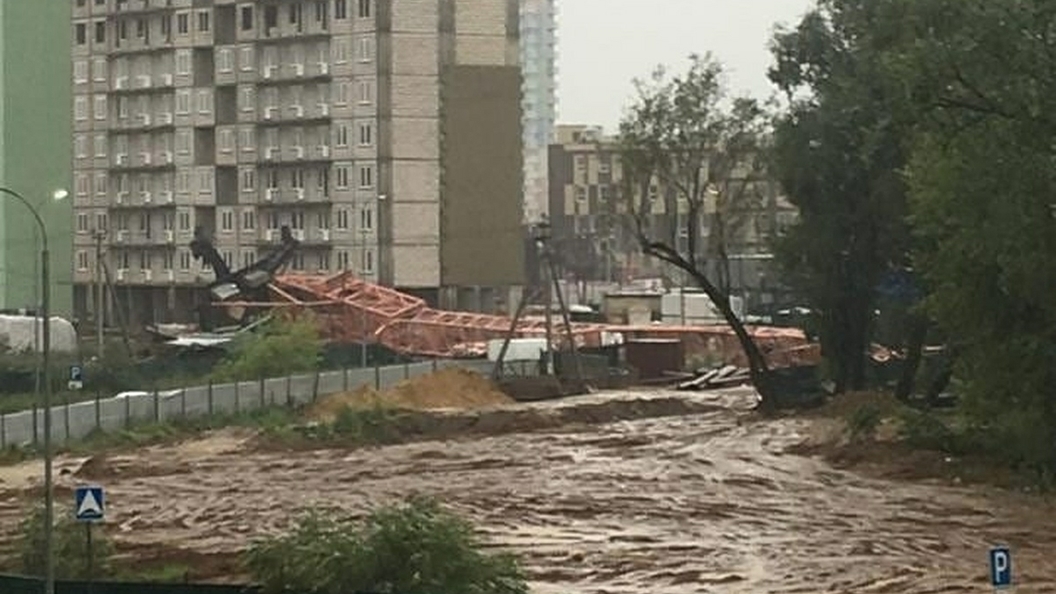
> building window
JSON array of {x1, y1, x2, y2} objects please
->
[
  {"x1": 317, "y1": 253, "x2": 330, "y2": 271},
  {"x1": 315, "y1": 1, "x2": 328, "y2": 22},
  {"x1": 358, "y1": 0, "x2": 371, "y2": 18},
  {"x1": 96, "y1": 213, "x2": 109, "y2": 232},
  {"x1": 358, "y1": 164, "x2": 373, "y2": 188},
  {"x1": 336, "y1": 166, "x2": 349, "y2": 189},
  {"x1": 92, "y1": 58, "x2": 107, "y2": 82},
  {"x1": 176, "y1": 12, "x2": 189, "y2": 35},
  {"x1": 335, "y1": 38, "x2": 350, "y2": 63},
  {"x1": 359, "y1": 206, "x2": 373, "y2": 231},
  {"x1": 94, "y1": 134, "x2": 107, "y2": 158},
  {"x1": 358, "y1": 122, "x2": 373, "y2": 146},
  {"x1": 242, "y1": 210, "x2": 255, "y2": 230},
  {"x1": 223, "y1": 251, "x2": 234, "y2": 269},
  {"x1": 291, "y1": 169, "x2": 305, "y2": 189},
  {"x1": 218, "y1": 48, "x2": 233, "y2": 72},
  {"x1": 361, "y1": 248, "x2": 374, "y2": 273},
  {"x1": 335, "y1": 81, "x2": 350, "y2": 105},
  {"x1": 176, "y1": 130, "x2": 191, "y2": 154},
  {"x1": 357, "y1": 37, "x2": 373, "y2": 63},
  {"x1": 180, "y1": 250, "x2": 191, "y2": 271},
  {"x1": 197, "y1": 89, "x2": 213, "y2": 114},
  {"x1": 77, "y1": 251, "x2": 90, "y2": 271},
  {"x1": 77, "y1": 213, "x2": 89, "y2": 233},
  {"x1": 176, "y1": 50, "x2": 191, "y2": 75},
  {"x1": 179, "y1": 211, "x2": 191, "y2": 230},
  {"x1": 198, "y1": 169, "x2": 214, "y2": 194},
  {"x1": 335, "y1": 125, "x2": 349, "y2": 147},
  {"x1": 75, "y1": 23, "x2": 87, "y2": 45},
  {"x1": 357, "y1": 80, "x2": 372, "y2": 104},
  {"x1": 317, "y1": 211, "x2": 330, "y2": 229},
  {"x1": 266, "y1": 170, "x2": 280, "y2": 189},
  {"x1": 221, "y1": 210, "x2": 234, "y2": 231},
  {"x1": 219, "y1": 128, "x2": 235, "y2": 152},
  {"x1": 240, "y1": 127, "x2": 256, "y2": 151},
  {"x1": 95, "y1": 173, "x2": 108, "y2": 196},
  {"x1": 74, "y1": 61, "x2": 89, "y2": 84},
  {"x1": 291, "y1": 210, "x2": 305, "y2": 230},
  {"x1": 139, "y1": 251, "x2": 149, "y2": 271},
  {"x1": 575, "y1": 186, "x2": 587, "y2": 201},
  {"x1": 242, "y1": 251, "x2": 255, "y2": 269},
  {"x1": 241, "y1": 6, "x2": 253, "y2": 30},
  {"x1": 240, "y1": 47, "x2": 254, "y2": 71},
  {"x1": 163, "y1": 251, "x2": 174, "y2": 271},
  {"x1": 241, "y1": 169, "x2": 255, "y2": 192},
  {"x1": 176, "y1": 89, "x2": 191, "y2": 114},
  {"x1": 75, "y1": 135, "x2": 88, "y2": 159},
  {"x1": 197, "y1": 10, "x2": 210, "y2": 32},
  {"x1": 75, "y1": 97, "x2": 88, "y2": 121},
  {"x1": 335, "y1": 0, "x2": 348, "y2": 19},
  {"x1": 336, "y1": 208, "x2": 349, "y2": 229},
  {"x1": 93, "y1": 95, "x2": 107, "y2": 120}
]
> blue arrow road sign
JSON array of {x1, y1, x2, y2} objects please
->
[
  {"x1": 990, "y1": 546, "x2": 1012, "y2": 588},
  {"x1": 74, "y1": 485, "x2": 105, "y2": 522}
]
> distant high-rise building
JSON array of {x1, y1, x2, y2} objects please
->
[
  {"x1": 519, "y1": 0, "x2": 557, "y2": 224},
  {"x1": 0, "y1": 1, "x2": 73, "y2": 315},
  {"x1": 70, "y1": 0, "x2": 525, "y2": 325}
]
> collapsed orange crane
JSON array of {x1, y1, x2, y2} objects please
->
[
  {"x1": 216, "y1": 271, "x2": 816, "y2": 365},
  {"x1": 218, "y1": 271, "x2": 613, "y2": 358}
]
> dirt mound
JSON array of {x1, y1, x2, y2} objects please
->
[
  {"x1": 269, "y1": 395, "x2": 723, "y2": 453},
  {"x1": 307, "y1": 367, "x2": 514, "y2": 422}
]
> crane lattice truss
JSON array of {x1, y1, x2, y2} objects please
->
[
  {"x1": 218, "y1": 271, "x2": 815, "y2": 364},
  {"x1": 260, "y1": 272, "x2": 610, "y2": 358}
]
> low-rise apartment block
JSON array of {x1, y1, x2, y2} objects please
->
[{"x1": 547, "y1": 124, "x2": 797, "y2": 300}]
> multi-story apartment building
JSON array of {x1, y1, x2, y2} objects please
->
[
  {"x1": 547, "y1": 124, "x2": 797, "y2": 298},
  {"x1": 518, "y1": 0, "x2": 556, "y2": 224},
  {"x1": 71, "y1": 0, "x2": 525, "y2": 327},
  {"x1": 0, "y1": 1, "x2": 73, "y2": 315}
]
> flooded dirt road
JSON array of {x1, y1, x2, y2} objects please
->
[{"x1": 1, "y1": 387, "x2": 1054, "y2": 592}]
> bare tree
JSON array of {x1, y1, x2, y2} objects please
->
[{"x1": 618, "y1": 53, "x2": 779, "y2": 410}]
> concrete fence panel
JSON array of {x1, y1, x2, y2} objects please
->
[{"x1": 0, "y1": 360, "x2": 516, "y2": 449}]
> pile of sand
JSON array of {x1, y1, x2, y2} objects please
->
[{"x1": 307, "y1": 367, "x2": 514, "y2": 423}]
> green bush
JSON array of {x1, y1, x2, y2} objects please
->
[
  {"x1": 212, "y1": 314, "x2": 323, "y2": 383},
  {"x1": 245, "y1": 495, "x2": 528, "y2": 594},
  {"x1": 846, "y1": 404, "x2": 883, "y2": 442},
  {"x1": 18, "y1": 503, "x2": 114, "y2": 580}
]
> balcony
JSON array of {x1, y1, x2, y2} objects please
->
[{"x1": 256, "y1": 62, "x2": 331, "y2": 85}]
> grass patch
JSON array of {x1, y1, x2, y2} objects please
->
[
  {"x1": 0, "y1": 402, "x2": 409, "y2": 465},
  {"x1": 114, "y1": 562, "x2": 194, "y2": 583}
]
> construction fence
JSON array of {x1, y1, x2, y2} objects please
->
[{"x1": 0, "y1": 359, "x2": 495, "y2": 450}]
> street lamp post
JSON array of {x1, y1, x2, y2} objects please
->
[{"x1": 0, "y1": 186, "x2": 66, "y2": 594}]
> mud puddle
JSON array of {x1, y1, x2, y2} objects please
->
[{"x1": 1, "y1": 388, "x2": 1054, "y2": 593}]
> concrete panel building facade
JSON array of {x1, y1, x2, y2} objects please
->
[
  {"x1": 0, "y1": 1, "x2": 74, "y2": 316},
  {"x1": 518, "y1": 0, "x2": 555, "y2": 224},
  {"x1": 70, "y1": 0, "x2": 524, "y2": 328}
]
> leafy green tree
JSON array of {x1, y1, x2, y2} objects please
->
[
  {"x1": 768, "y1": 1, "x2": 916, "y2": 392},
  {"x1": 894, "y1": 0, "x2": 1056, "y2": 473},
  {"x1": 245, "y1": 495, "x2": 528, "y2": 594},
  {"x1": 618, "y1": 53, "x2": 781, "y2": 409},
  {"x1": 211, "y1": 314, "x2": 323, "y2": 382},
  {"x1": 19, "y1": 503, "x2": 114, "y2": 580}
]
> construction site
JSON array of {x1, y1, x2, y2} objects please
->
[{"x1": 0, "y1": 228, "x2": 1053, "y2": 593}]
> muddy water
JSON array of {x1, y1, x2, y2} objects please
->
[{"x1": 2, "y1": 388, "x2": 1055, "y2": 593}]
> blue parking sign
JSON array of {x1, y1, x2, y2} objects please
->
[{"x1": 989, "y1": 546, "x2": 1011, "y2": 588}]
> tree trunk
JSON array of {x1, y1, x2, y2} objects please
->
[
  {"x1": 894, "y1": 314, "x2": 928, "y2": 402},
  {"x1": 684, "y1": 268, "x2": 776, "y2": 412}
]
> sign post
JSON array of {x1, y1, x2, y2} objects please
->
[
  {"x1": 74, "y1": 485, "x2": 105, "y2": 580},
  {"x1": 989, "y1": 546, "x2": 1012, "y2": 591},
  {"x1": 68, "y1": 365, "x2": 83, "y2": 392}
]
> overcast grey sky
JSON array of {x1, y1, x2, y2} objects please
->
[{"x1": 556, "y1": 0, "x2": 815, "y2": 131}]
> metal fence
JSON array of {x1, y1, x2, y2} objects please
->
[{"x1": 0, "y1": 359, "x2": 494, "y2": 450}]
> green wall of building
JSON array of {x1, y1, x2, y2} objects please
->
[{"x1": 0, "y1": 0, "x2": 73, "y2": 316}]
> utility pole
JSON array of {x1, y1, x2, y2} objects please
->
[{"x1": 93, "y1": 229, "x2": 106, "y2": 358}]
